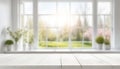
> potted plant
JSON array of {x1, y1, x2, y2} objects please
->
[
  {"x1": 28, "y1": 36, "x2": 34, "y2": 50},
  {"x1": 4, "y1": 40, "x2": 14, "y2": 51},
  {"x1": 7, "y1": 27, "x2": 24, "y2": 51},
  {"x1": 96, "y1": 36, "x2": 104, "y2": 50},
  {"x1": 23, "y1": 30, "x2": 33, "y2": 51},
  {"x1": 104, "y1": 39, "x2": 110, "y2": 50}
]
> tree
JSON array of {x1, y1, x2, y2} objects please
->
[
  {"x1": 38, "y1": 19, "x2": 46, "y2": 41},
  {"x1": 59, "y1": 22, "x2": 69, "y2": 41},
  {"x1": 75, "y1": 16, "x2": 83, "y2": 41},
  {"x1": 84, "y1": 17, "x2": 88, "y2": 31}
]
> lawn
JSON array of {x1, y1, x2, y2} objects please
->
[{"x1": 39, "y1": 41, "x2": 92, "y2": 48}]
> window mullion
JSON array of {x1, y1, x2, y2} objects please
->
[
  {"x1": 93, "y1": 0, "x2": 98, "y2": 49},
  {"x1": 69, "y1": 1, "x2": 72, "y2": 49},
  {"x1": 33, "y1": 0, "x2": 39, "y2": 49},
  {"x1": 46, "y1": 27, "x2": 48, "y2": 48},
  {"x1": 56, "y1": 1, "x2": 58, "y2": 48}
]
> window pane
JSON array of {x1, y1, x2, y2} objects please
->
[
  {"x1": 47, "y1": 29, "x2": 57, "y2": 48},
  {"x1": 39, "y1": 28, "x2": 58, "y2": 48},
  {"x1": 39, "y1": 28, "x2": 47, "y2": 48},
  {"x1": 98, "y1": 2, "x2": 111, "y2": 14},
  {"x1": 71, "y1": 15, "x2": 92, "y2": 48},
  {"x1": 98, "y1": 15, "x2": 111, "y2": 40},
  {"x1": 71, "y1": 16, "x2": 84, "y2": 48},
  {"x1": 21, "y1": 16, "x2": 34, "y2": 49},
  {"x1": 24, "y1": 2, "x2": 33, "y2": 14},
  {"x1": 71, "y1": 28, "x2": 83, "y2": 48},
  {"x1": 85, "y1": 2, "x2": 93, "y2": 14},
  {"x1": 38, "y1": 16, "x2": 57, "y2": 27},
  {"x1": 98, "y1": 15, "x2": 104, "y2": 36},
  {"x1": 71, "y1": 16, "x2": 84, "y2": 28},
  {"x1": 71, "y1": 2, "x2": 92, "y2": 14},
  {"x1": 71, "y1": 2, "x2": 85, "y2": 14},
  {"x1": 83, "y1": 16, "x2": 92, "y2": 48},
  {"x1": 57, "y1": 15, "x2": 70, "y2": 28},
  {"x1": 58, "y1": 2, "x2": 69, "y2": 15},
  {"x1": 38, "y1": 2, "x2": 56, "y2": 14},
  {"x1": 58, "y1": 27, "x2": 69, "y2": 48}
]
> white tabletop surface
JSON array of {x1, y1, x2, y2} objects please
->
[{"x1": 0, "y1": 54, "x2": 120, "y2": 69}]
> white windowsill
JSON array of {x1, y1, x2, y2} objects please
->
[{"x1": 3, "y1": 48, "x2": 120, "y2": 53}]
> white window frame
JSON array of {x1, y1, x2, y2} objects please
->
[{"x1": 19, "y1": 0, "x2": 113, "y2": 49}]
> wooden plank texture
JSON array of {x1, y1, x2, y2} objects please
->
[{"x1": 0, "y1": 54, "x2": 119, "y2": 69}]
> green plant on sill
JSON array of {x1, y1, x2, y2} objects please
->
[
  {"x1": 23, "y1": 31, "x2": 34, "y2": 45},
  {"x1": 104, "y1": 39, "x2": 110, "y2": 45},
  {"x1": 5, "y1": 40, "x2": 14, "y2": 46},
  {"x1": 96, "y1": 36, "x2": 104, "y2": 44}
]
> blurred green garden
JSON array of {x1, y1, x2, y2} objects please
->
[{"x1": 39, "y1": 41, "x2": 92, "y2": 48}]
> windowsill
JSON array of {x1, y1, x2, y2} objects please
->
[{"x1": 3, "y1": 48, "x2": 120, "y2": 53}]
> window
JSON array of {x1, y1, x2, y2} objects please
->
[
  {"x1": 19, "y1": 0, "x2": 113, "y2": 49},
  {"x1": 71, "y1": 2, "x2": 93, "y2": 48},
  {"x1": 38, "y1": 1, "x2": 93, "y2": 48},
  {"x1": 97, "y1": 1, "x2": 112, "y2": 44},
  {"x1": 20, "y1": 0, "x2": 34, "y2": 50}
]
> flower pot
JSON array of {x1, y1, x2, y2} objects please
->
[
  {"x1": 29, "y1": 44, "x2": 33, "y2": 51},
  {"x1": 105, "y1": 45, "x2": 110, "y2": 50},
  {"x1": 14, "y1": 43, "x2": 18, "y2": 51},
  {"x1": 23, "y1": 43, "x2": 27, "y2": 51},
  {"x1": 6, "y1": 45, "x2": 11, "y2": 52},
  {"x1": 98, "y1": 44, "x2": 103, "y2": 50}
]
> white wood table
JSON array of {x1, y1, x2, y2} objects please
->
[{"x1": 0, "y1": 54, "x2": 120, "y2": 69}]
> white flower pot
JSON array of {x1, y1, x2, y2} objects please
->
[
  {"x1": 14, "y1": 43, "x2": 18, "y2": 51},
  {"x1": 98, "y1": 44, "x2": 103, "y2": 50},
  {"x1": 6, "y1": 45, "x2": 11, "y2": 52},
  {"x1": 23, "y1": 43, "x2": 27, "y2": 51},
  {"x1": 105, "y1": 45, "x2": 110, "y2": 50},
  {"x1": 29, "y1": 44, "x2": 33, "y2": 51}
]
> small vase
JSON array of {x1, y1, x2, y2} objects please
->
[
  {"x1": 6, "y1": 45, "x2": 11, "y2": 52},
  {"x1": 14, "y1": 43, "x2": 18, "y2": 51},
  {"x1": 23, "y1": 43, "x2": 27, "y2": 51},
  {"x1": 29, "y1": 44, "x2": 32, "y2": 51},
  {"x1": 98, "y1": 44, "x2": 103, "y2": 50},
  {"x1": 105, "y1": 45, "x2": 110, "y2": 50}
]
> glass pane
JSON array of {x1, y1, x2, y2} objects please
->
[
  {"x1": 71, "y1": 16, "x2": 84, "y2": 48},
  {"x1": 24, "y1": 2, "x2": 33, "y2": 14},
  {"x1": 83, "y1": 16, "x2": 92, "y2": 48},
  {"x1": 20, "y1": 2, "x2": 24, "y2": 15},
  {"x1": 71, "y1": 28, "x2": 83, "y2": 48},
  {"x1": 98, "y1": 2, "x2": 111, "y2": 14},
  {"x1": 58, "y1": 2, "x2": 69, "y2": 15},
  {"x1": 98, "y1": 15, "x2": 111, "y2": 43},
  {"x1": 57, "y1": 15, "x2": 70, "y2": 28},
  {"x1": 38, "y1": 2, "x2": 56, "y2": 14},
  {"x1": 38, "y1": 16, "x2": 57, "y2": 27},
  {"x1": 58, "y1": 28, "x2": 69, "y2": 48},
  {"x1": 71, "y1": 15, "x2": 92, "y2": 48},
  {"x1": 71, "y1": 15, "x2": 79, "y2": 28},
  {"x1": 21, "y1": 16, "x2": 34, "y2": 49},
  {"x1": 39, "y1": 28, "x2": 47, "y2": 48},
  {"x1": 23, "y1": 16, "x2": 33, "y2": 28},
  {"x1": 71, "y1": 2, "x2": 85, "y2": 14},
  {"x1": 85, "y1": 2, "x2": 93, "y2": 14},
  {"x1": 104, "y1": 16, "x2": 111, "y2": 40},
  {"x1": 71, "y1": 16, "x2": 84, "y2": 28},
  {"x1": 47, "y1": 29, "x2": 57, "y2": 48},
  {"x1": 97, "y1": 15, "x2": 104, "y2": 36}
]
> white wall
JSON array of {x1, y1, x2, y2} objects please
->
[
  {"x1": 11, "y1": 0, "x2": 19, "y2": 30},
  {"x1": 114, "y1": 0, "x2": 120, "y2": 49},
  {"x1": 0, "y1": 0, "x2": 11, "y2": 52}
]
